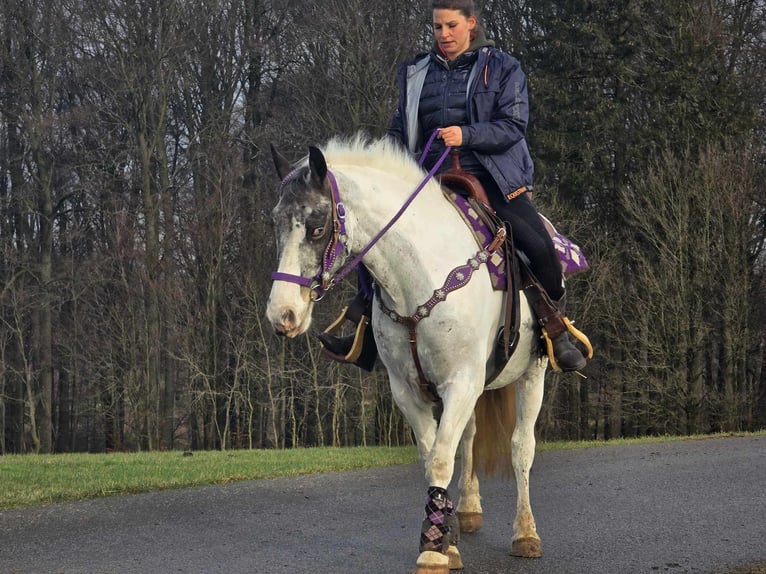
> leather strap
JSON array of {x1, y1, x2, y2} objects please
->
[
  {"x1": 378, "y1": 229, "x2": 506, "y2": 406},
  {"x1": 517, "y1": 261, "x2": 568, "y2": 339}
]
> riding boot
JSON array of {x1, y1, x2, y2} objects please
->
[
  {"x1": 317, "y1": 290, "x2": 377, "y2": 371},
  {"x1": 550, "y1": 330, "x2": 587, "y2": 372},
  {"x1": 523, "y1": 284, "x2": 590, "y2": 372},
  {"x1": 549, "y1": 295, "x2": 587, "y2": 372},
  {"x1": 316, "y1": 332, "x2": 354, "y2": 357}
]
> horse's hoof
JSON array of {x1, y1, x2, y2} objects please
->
[
  {"x1": 457, "y1": 511, "x2": 483, "y2": 533},
  {"x1": 447, "y1": 545, "x2": 464, "y2": 570},
  {"x1": 414, "y1": 550, "x2": 450, "y2": 574},
  {"x1": 511, "y1": 536, "x2": 542, "y2": 558}
]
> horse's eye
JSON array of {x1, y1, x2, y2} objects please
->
[{"x1": 309, "y1": 226, "x2": 326, "y2": 240}]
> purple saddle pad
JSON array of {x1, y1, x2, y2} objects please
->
[
  {"x1": 445, "y1": 191, "x2": 589, "y2": 286},
  {"x1": 539, "y1": 214, "x2": 589, "y2": 276}
]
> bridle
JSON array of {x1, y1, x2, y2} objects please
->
[
  {"x1": 271, "y1": 133, "x2": 511, "y2": 402},
  {"x1": 271, "y1": 132, "x2": 451, "y2": 301},
  {"x1": 270, "y1": 168, "x2": 349, "y2": 301}
]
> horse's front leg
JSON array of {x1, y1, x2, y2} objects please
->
[
  {"x1": 416, "y1": 382, "x2": 483, "y2": 574},
  {"x1": 456, "y1": 414, "x2": 483, "y2": 533},
  {"x1": 388, "y1": 380, "x2": 456, "y2": 572},
  {"x1": 509, "y1": 364, "x2": 546, "y2": 558}
]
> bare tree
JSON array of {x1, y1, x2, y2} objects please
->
[{"x1": 618, "y1": 144, "x2": 761, "y2": 433}]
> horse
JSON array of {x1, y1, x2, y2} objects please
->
[{"x1": 266, "y1": 135, "x2": 548, "y2": 573}]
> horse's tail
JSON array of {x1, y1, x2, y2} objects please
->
[{"x1": 472, "y1": 385, "x2": 516, "y2": 479}]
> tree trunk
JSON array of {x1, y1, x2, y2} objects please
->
[{"x1": 36, "y1": 160, "x2": 54, "y2": 453}]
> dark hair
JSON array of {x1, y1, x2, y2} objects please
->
[
  {"x1": 431, "y1": 0, "x2": 482, "y2": 40},
  {"x1": 431, "y1": 0, "x2": 476, "y2": 18}
]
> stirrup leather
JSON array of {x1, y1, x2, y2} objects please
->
[{"x1": 542, "y1": 317, "x2": 594, "y2": 373}]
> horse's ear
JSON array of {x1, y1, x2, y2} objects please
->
[
  {"x1": 308, "y1": 146, "x2": 327, "y2": 187},
  {"x1": 270, "y1": 144, "x2": 292, "y2": 181}
]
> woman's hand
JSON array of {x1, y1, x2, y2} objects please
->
[{"x1": 438, "y1": 126, "x2": 463, "y2": 147}]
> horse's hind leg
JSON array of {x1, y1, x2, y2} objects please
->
[
  {"x1": 456, "y1": 414, "x2": 483, "y2": 533},
  {"x1": 510, "y1": 364, "x2": 546, "y2": 558}
]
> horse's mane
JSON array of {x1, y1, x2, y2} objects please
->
[{"x1": 322, "y1": 133, "x2": 428, "y2": 186}]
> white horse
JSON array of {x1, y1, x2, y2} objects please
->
[{"x1": 266, "y1": 135, "x2": 547, "y2": 573}]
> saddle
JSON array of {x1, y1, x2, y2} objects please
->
[
  {"x1": 438, "y1": 151, "x2": 494, "y2": 213},
  {"x1": 437, "y1": 153, "x2": 521, "y2": 379},
  {"x1": 438, "y1": 151, "x2": 591, "y2": 378}
]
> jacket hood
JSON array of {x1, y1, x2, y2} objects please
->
[
  {"x1": 467, "y1": 29, "x2": 496, "y2": 51},
  {"x1": 432, "y1": 29, "x2": 495, "y2": 67}
]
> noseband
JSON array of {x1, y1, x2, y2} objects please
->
[{"x1": 271, "y1": 133, "x2": 451, "y2": 301}]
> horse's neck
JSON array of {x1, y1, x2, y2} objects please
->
[{"x1": 338, "y1": 167, "x2": 477, "y2": 310}]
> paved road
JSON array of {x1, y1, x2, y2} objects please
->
[{"x1": 1, "y1": 435, "x2": 764, "y2": 574}]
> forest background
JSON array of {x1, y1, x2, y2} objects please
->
[{"x1": 1, "y1": 0, "x2": 765, "y2": 454}]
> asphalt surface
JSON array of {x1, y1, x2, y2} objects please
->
[{"x1": 0, "y1": 435, "x2": 764, "y2": 574}]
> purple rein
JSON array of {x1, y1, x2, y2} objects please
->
[{"x1": 271, "y1": 132, "x2": 451, "y2": 301}]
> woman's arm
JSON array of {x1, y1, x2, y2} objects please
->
[{"x1": 460, "y1": 54, "x2": 529, "y2": 153}]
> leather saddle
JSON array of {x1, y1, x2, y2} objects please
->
[
  {"x1": 438, "y1": 151, "x2": 494, "y2": 213},
  {"x1": 437, "y1": 151, "x2": 523, "y2": 380},
  {"x1": 437, "y1": 151, "x2": 593, "y2": 376}
]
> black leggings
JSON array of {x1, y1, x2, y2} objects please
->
[{"x1": 480, "y1": 177, "x2": 564, "y2": 301}]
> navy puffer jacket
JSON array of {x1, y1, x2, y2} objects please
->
[
  {"x1": 388, "y1": 44, "x2": 534, "y2": 199},
  {"x1": 417, "y1": 49, "x2": 484, "y2": 176}
]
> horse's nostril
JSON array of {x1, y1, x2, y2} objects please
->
[{"x1": 281, "y1": 308, "x2": 296, "y2": 330}]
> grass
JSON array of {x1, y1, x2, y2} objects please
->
[
  {"x1": 0, "y1": 445, "x2": 418, "y2": 510},
  {"x1": 534, "y1": 430, "x2": 766, "y2": 452},
  {"x1": 1, "y1": 431, "x2": 763, "y2": 511},
  {"x1": 725, "y1": 565, "x2": 766, "y2": 574}
]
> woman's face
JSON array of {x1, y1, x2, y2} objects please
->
[{"x1": 433, "y1": 9, "x2": 476, "y2": 61}]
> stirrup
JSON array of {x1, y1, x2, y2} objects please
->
[
  {"x1": 320, "y1": 308, "x2": 370, "y2": 363},
  {"x1": 319, "y1": 302, "x2": 377, "y2": 371},
  {"x1": 542, "y1": 317, "x2": 593, "y2": 373}
]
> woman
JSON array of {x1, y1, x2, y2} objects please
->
[{"x1": 320, "y1": 0, "x2": 587, "y2": 372}]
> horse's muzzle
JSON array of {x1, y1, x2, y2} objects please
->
[{"x1": 269, "y1": 306, "x2": 307, "y2": 338}]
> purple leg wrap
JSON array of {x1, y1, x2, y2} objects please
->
[{"x1": 420, "y1": 486, "x2": 459, "y2": 553}]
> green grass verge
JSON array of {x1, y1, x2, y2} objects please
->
[
  {"x1": 0, "y1": 446, "x2": 418, "y2": 510},
  {"x1": 725, "y1": 564, "x2": 766, "y2": 574},
  {"x1": 1, "y1": 431, "x2": 762, "y2": 511},
  {"x1": 535, "y1": 430, "x2": 766, "y2": 452}
]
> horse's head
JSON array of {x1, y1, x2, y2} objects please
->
[{"x1": 266, "y1": 144, "x2": 335, "y2": 337}]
